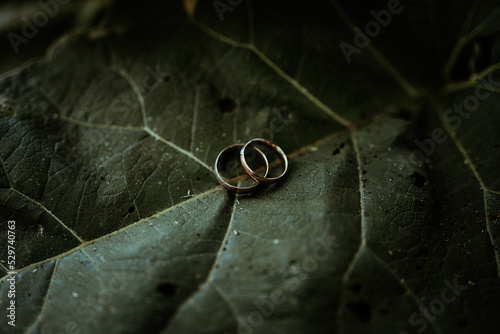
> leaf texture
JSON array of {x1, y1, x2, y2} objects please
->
[{"x1": 1, "y1": 1, "x2": 500, "y2": 333}]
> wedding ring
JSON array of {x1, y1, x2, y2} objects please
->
[
  {"x1": 240, "y1": 138, "x2": 288, "y2": 183},
  {"x1": 214, "y1": 144, "x2": 269, "y2": 194}
]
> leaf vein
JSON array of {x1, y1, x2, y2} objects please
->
[
  {"x1": 192, "y1": 19, "x2": 351, "y2": 127},
  {"x1": 34, "y1": 259, "x2": 60, "y2": 331},
  {"x1": 0, "y1": 155, "x2": 13, "y2": 188},
  {"x1": 164, "y1": 193, "x2": 239, "y2": 328},
  {"x1": 368, "y1": 248, "x2": 443, "y2": 334},
  {"x1": 189, "y1": 88, "x2": 200, "y2": 153},
  {"x1": 210, "y1": 281, "x2": 243, "y2": 328},
  {"x1": 144, "y1": 127, "x2": 213, "y2": 172},
  {"x1": 433, "y1": 99, "x2": 500, "y2": 278},
  {"x1": 331, "y1": 0, "x2": 418, "y2": 97},
  {"x1": 112, "y1": 67, "x2": 148, "y2": 127},
  {"x1": 0, "y1": 187, "x2": 220, "y2": 279},
  {"x1": 11, "y1": 188, "x2": 84, "y2": 243}
]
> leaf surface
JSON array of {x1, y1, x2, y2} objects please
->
[{"x1": 1, "y1": 1, "x2": 500, "y2": 333}]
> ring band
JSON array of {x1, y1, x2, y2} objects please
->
[
  {"x1": 214, "y1": 144, "x2": 270, "y2": 194},
  {"x1": 240, "y1": 138, "x2": 288, "y2": 183}
]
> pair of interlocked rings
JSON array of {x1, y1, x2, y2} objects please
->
[{"x1": 214, "y1": 139, "x2": 288, "y2": 194}]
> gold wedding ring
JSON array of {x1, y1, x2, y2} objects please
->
[
  {"x1": 240, "y1": 138, "x2": 288, "y2": 184},
  {"x1": 214, "y1": 144, "x2": 269, "y2": 194}
]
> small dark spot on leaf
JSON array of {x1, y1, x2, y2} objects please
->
[
  {"x1": 333, "y1": 143, "x2": 346, "y2": 156},
  {"x1": 218, "y1": 97, "x2": 237, "y2": 113},
  {"x1": 280, "y1": 107, "x2": 290, "y2": 120},
  {"x1": 223, "y1": 247, "x2": 227, "y2": 251},
  {"x1": 196, "y1": 233, "x2": 200, "y2": 237},
  {"x1": 362, "y1": 170, "x2": 367, "y2": 175},
  {"x1": 263, "y1": 268, "x2": 269, "y2": 274},
  {"x1": 128, "y1": 206, "x2": 136, "y2": 214},
  {"x1": 419, "y1": 247, "x2": 430, "y2": 256},
  {"x1": 100, "y1": 176, "x2": 105, "y2": 181},
  {"x1": 393, "y1": 108, "x2": 412, "y2": 120},
  {"x1": 121, "y1": 213, "x2": 127, "y2": 218},
  {"x1": 346, "y1": 300, "x2": 372, "y2": 323},
  {"x1": 350, "y1": 283, "x2": 362, "y2": 294},
  {"x1": 411, "y1": 172, "x2": 426, "y2": 188},
  {"x1": 28, "y1": 293, "x2": 32, "y2": 297},
  {"x1": 196, "y1": 176, "x2": 201, "y2": 181},
  {"x1": 289, "y1": 260, "x2": 296, "y2": 265},
  {"x1": 156, "y1": 282, "x2": 178, "y2": 297}
]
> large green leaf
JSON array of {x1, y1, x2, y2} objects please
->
[{"x1": 1, "y1": 0, "x2": 500, "y2": 333}]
